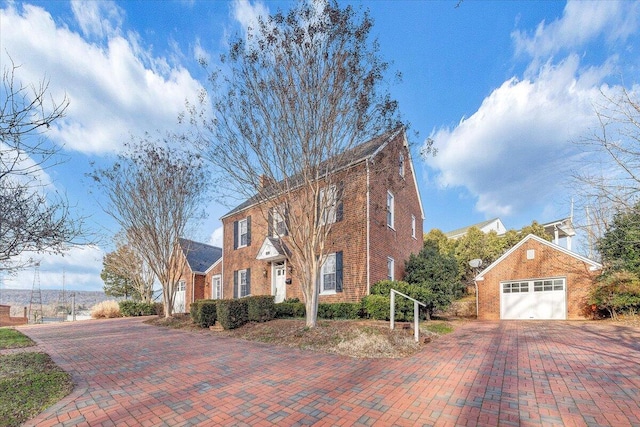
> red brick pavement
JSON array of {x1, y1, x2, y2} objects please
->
[{"x1": 16, "y1": 318, "x2": 640, "y2": 426}]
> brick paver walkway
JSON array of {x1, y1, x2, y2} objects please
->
[{"x1": 16, "y1": 318, "x2": 640, "y2": 426}]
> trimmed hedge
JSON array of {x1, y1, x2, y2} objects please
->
[
  {"x1": 247, "y1": 296, "x2": 276, "y2": 322},
  {"x1": 216, "y1": 299, "x2": 248, "y2": 330},
  {"x1": 119, "y1": 300, "x2": 158, "y2": 317},
  {"x1": 274, "y1": 302, "x2": 306, "y2": 318},
  {"x1": 190, "y1": 300, "x2": 203, "y2": 324},
  {"x1": 199, "y1": 300, "x2": 218, "y2": 327},
  {"x1": 318, "y1": 302, "x2": 361, "y2": 319},
  {"x1": 369, "y1": 280, "x2": 433, "y2": 321}
]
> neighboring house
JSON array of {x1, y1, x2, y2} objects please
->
[
  {"x1": 174, "y1": 238, "x2": 222, "y2": 313},
  {"x1": 445, "y1": 218, "x2": 507, "y2": 240},
  {"x1": 219, "y1": 128, "x2": 424, "y2": 304},
  {"x1": 474, "y1": 234, "x2": 601, "y2": 320},
  {"x1": 542, "y1": 217, "x2": 576, "y2": 250}
]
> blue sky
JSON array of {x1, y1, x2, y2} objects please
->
[{"x1": 1, "y1": 0, "x2": 639, "y2": 291}]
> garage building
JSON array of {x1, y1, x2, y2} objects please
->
[{"x1": 475, "y1": 234, "x2": 601, "y2": 320}]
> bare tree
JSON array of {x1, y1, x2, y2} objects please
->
[
  {"x1": 90, "y1": 135, "x2": 208, "y2": 317},
  {"x1": 189, "y1": 0, "x2": 402, "y2": 327},
  {"x1": 573, "y1": 86, "x2": 640, "y2": 253},
  {"x1": 101, "y1": 233, "x2": 155, "y2": 302},
  {"x1": 0, "y1": 59, "x2": 85, "y2": 271}
]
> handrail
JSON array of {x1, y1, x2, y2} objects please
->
[{"x1": 390, "y1": 289, "x2": 426, "y2": 342}]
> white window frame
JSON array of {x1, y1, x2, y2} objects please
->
[
  {"x1": 320, "y1": 253, "x2": 337, "y2": 294},
  {"x1": 387, "y1": 191, "x2": 395, "y2": 229},
  {"x1": 411, "y1": 215, "x2": 416, "y2": 239},
  {"x1": 212, "y1": 274, "x2": 222, "y2": 299},
  {"x1": 387, "y1": 257, "x2": 395, "y2": 281},
  {"x1": 238, "y1": 218, "x2": 248, "y2": 247},
  {"x1": 319, "y1": 185, "x2": 337, "y2": 225},
  {"x1": 273, "y1": 207, "x2": 286, "y2": 237},
  {"x1": 238, "y1": 269, "x2": 249, "y2": 297},
  {"x1": 399, "y1": 152, "x2": 405, "y2": 178},
  {"x1": 177, "y1": 280, "x2": 186, "y2": 292}
]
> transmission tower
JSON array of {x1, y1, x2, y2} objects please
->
[{"x1": 29, "y1": 263, "x2": 43, "y2": 324}]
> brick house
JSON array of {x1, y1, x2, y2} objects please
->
[
  {"x1": 174, "y1": 238, "x2": 222, "y2": 313},
  {"x1": 475, "y1": 234, "x2": 601, "y2": 320},
  {"x1": 217, "y1": 127, "x2": 424, "y2": 304}
]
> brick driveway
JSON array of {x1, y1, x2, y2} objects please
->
[{"x1": 16, "y1": 318, "x2": 640, "y2": 427}]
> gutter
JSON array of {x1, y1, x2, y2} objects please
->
[{"x1": 366, "y1": 159, "x2": 371, "y2": 295}]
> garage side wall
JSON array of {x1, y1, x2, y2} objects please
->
[{"x1": 478, "y1": 238, "x2": 599, "y2": 320}]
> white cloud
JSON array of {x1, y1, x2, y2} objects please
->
[
  {"x1": 426, "y1": 56, "x2": 612, "y2": 218},
  {"x1": 232, "y1": 0, "x2": 269, "y2": 36},
  {"x1": 6, "y1": 245, "x2": 105, "y2": 291},
  {"x1": 1, "y1": 4, "x2": 206, "y2": 154},
  {"x1": 425, "y1": 0, "x2": 640, "y2": 223},
  {"x1": 70, "y1": 0, "x2": 124, "y2": 39},
  {"x1": 512, "y1": 0, "x2": 638, "y2": 68},
  {"x1": 209, "y1": 226, "x2": 224, "y2": 247}
]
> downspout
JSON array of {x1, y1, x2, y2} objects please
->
[
  {"x1": 366, "y1": 159, "x2": 371, "y2": 295},
  {"x1": 474, "y1": 278, "x2": 481, "y2": 318}
]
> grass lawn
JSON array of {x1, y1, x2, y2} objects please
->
[
  {"x1": 0, "y1": 328, "x2": 35, "y2": 349},
  {"x1": 0, "y1": 329, "x2": 73, "y2": 427}
]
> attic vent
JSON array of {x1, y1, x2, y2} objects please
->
[{"x1": 526, "y1": 249, "x2": 535, "y2": 260}]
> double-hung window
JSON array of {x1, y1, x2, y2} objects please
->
[
  {"x1": 387, "y1": 191, "x2": 395, "y2": 228},
  {"x1": 319, "y1": 185, "x2": 337, "y2": 225},
  {"x1": 238, "y1": 269, "x2": 249, "y2": 297},
  {"x1": 212, "y1": 275, "x2": 221, "y2": 299},
  {"x1": 387, "y1": 257, "x2": 395, "y2": 281},
  {"x1": 239, "y1": 218, "x2": 248, "y2": 247},
  {"x1": 320, "y1": 253, "x2": 337, "y2": 293},
  {"x1": 411, "y1": 215, "x2": 416, "y2": 238},
  {"x1": 273, "y1": 207, "x2": 286, "y2": 237}
]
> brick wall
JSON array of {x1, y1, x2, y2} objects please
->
[
  {"x1": 368, "y1": 132, "x2": 423, "y2": 285},
  {"x1": 477, "y1": 238, "x2": 599, "y2": 320},
  {"x1": 0, "y1": 305, "x2": 28, "y2": 326},
  {"x1": 220, "y1": 131, "x2": 423, "y2": 303}
]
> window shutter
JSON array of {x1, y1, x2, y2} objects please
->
[
  {"x1": 268, "y1": 209, "x2": 273, "y2": 237},
  {"x1": 246, "y1": 216, "x2": 252, "y2": 246},
  {"x1": 336, "y1": 251, "x2": 343, "y2": 293},
  {"x1": 233, "y1": 221, "x2": 238, "y2": 250},
  {"x1": 246, "y1": 268, "x2": 251, "y2": 296},
  {"x1": 336, "y1": 181, "x2": 344, "y2": 223},
  {"x1": 284, "y1": 206, "x2": 289, "y2": 236},
  {"x1": 233, "y1": 271, "x2": 238, "y2": 298}
]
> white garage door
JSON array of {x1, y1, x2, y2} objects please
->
[{"x1": 500, "y1": 278, "x2": 566, "y2": 320}]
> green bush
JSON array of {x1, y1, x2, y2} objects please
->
[
  {"x1": 362, "y1": 295, "x2": 391, "y2": 320},
  {"x1": 119, "y1": 300, "x2": 158, "y2": 317},
  {"x1": 369, "y1": 280, "x2": 434, "y2": 320},
  {"x1": 317, "y1": 302, "x2": 361, "y2": 319},
  {"x1": 199, "y1": 300, "x2": 218, "y2": 327},
  {"x1": 274, "y1": 302, "x2": 306, "y2": 318},
  {"x1": 246, "y1": 296, "x2": 276, "y2": 322},
  {"x1": 590, "y1": 271, "x2": 640, "y2": 319},
  {"x1": 190, "y1": 300, "x2": 203, "y2": 324},
  {"x1": 216, "y1": 299, "x2": 248, "y2": 330}
]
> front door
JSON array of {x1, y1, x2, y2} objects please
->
[
  {"x1": 173, "y1": 281, "x2": 186, "y2": 313},
  {"x1": 273, "y1": 262, "x2": 286, "y2": 303}
]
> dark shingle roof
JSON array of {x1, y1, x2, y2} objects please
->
[
  {"x1": 179, "y1": 238, "x2": 222, "y2": 274},
  {"x1": 221, "y1": 127, "x2": 403, "y2": 219}
]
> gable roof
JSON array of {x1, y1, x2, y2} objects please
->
[
  {"x1": 220, "y1": 127, "x2": 407, "y2": 220},
  {"x1": 445, "y1": 218, "x2": 505, "y2": 239},
  {"x1": 179, "y1": 238, "x2": 222, "y2": 274},
  {"x1": 474, "y1": 234, "x2": 601, "y2": 281}
]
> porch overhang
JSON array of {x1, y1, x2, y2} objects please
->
[{"x1": 256, "y1": 237, "x2": 289, "y2": 262}]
